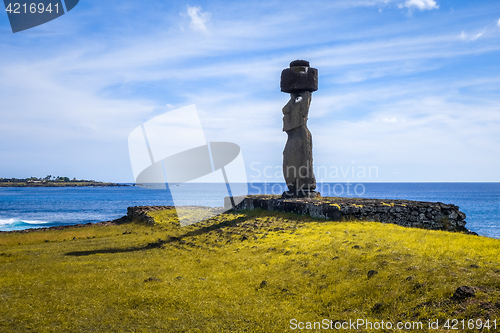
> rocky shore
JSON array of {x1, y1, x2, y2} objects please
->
[
  {"x1": 0, "y1": 218, "x2": 129, "y2": 234},
  {"x1": 0, "y1": 206, "x2": 173, "y2": 234}
]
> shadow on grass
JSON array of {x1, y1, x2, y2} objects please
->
[
  {"x1": 65, "y1": 211, "x2": 252, "y2": 257},
  {"x1": 65, "y1": 241, "x2": 165, "y2": 256}
]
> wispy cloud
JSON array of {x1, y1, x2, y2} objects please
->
[
  {"x1": 312, "y1": 90, "x2": 500, "y2": 181},
  {"x1": 382, "y1": 117, "x2": 400, "y2": 123},
  {"x1": 184, "y1": 5, "x2": 211, "y2": 34},
  {"x1": 459, "y1": 30, "x2": 485, "y2": 42},
  {"x1": 1, "y1": 0, "x2": 500, "y2": 182}
]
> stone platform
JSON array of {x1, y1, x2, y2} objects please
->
[{"x1": 224, "y1": 195, "x2": 471, "y2": 233}]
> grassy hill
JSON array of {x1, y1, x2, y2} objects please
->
[{"x1": 1, "y1": 209, "x2": 499, "y2": 332}]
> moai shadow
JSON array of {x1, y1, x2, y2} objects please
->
[{"x1": 280, "y1": 60, "x2": 320, "y2": 198}]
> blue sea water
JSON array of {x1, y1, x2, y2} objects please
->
[{"x1": 0, "y1": 183, "x2": 499, "y2": 238}]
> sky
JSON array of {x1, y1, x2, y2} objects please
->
[{"x1": 1, "y1": 0, "x2": 500, "y2": 183}]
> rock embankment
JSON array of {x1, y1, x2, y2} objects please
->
[
  {"x1": 127, "y1": 206, "x2": 174, "y2": 224},
  {"x1": 226, "y1": 195, "x2": 471, "y2": 233}
]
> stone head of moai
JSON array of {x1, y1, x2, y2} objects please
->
[{"x1": 280, "y1": 60, "x2": 320, "y2": 199}]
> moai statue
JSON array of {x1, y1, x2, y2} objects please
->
[{"x1": 280, "y1": 60, "x2": 320, "y2": 198}]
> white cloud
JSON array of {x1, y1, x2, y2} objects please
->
[
  {"x1": 497, "y1": 18, "x2": 500, "y2": 28},
  {"x1": 459, "y1": 30, "x2": 484, "y2": 42},
  {"x1": 403, "y1": 0, "x2": 439, "y2": 11},
  {"x1": 312, "y1": 93, "x2": 500, "y2": 182},
  {"x1": 472, "y1": 32, "x2": 484, "y2": 41},
  {"x1": 185, "y1": 5, "x2": 211, "y2": 34},
  {"x1": 383, "y1": 117, "x2": 399, "y2": 122}
]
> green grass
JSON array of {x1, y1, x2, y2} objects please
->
[{"x1": 1, "y1": 209, "x2": 500, "y2": 332}]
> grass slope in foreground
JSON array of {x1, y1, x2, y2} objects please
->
[{"x1": 1, "y1": 209, "x2": 500, "y2": 332}]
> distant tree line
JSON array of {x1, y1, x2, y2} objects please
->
[{"x1": 0, "y1": 175, "x2": 96, "y2": 183}]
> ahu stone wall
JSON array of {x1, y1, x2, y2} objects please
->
[{"x1": 225, "y1": 195, "x2": 470, "y2": 233}]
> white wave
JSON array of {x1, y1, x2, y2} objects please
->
[
  {"x1": 20, "y1": 220, "x2": 49, "y2": 225},
  {"x1": 0, "y1": 218, "x2": 17, "y2": 225},
  {"x1": 0, "y1": 218, "x2": 49, "y2": 226}
]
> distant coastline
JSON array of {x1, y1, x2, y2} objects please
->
[{"x1": 0, "y1": 176, "x2": 129, "y2": 187}]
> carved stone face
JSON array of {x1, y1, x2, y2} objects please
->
[
  {"x1": 290, "y1": 91, "x2": 311, "y2": 109},
  {"x1": 283, "y1": 91, "x2": 312, "y2": 132}
]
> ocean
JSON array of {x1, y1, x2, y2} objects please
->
[{"x1": 0, "y1": 183, "x2": 499, "y2": 238}]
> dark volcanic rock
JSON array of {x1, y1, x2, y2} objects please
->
[
  {"x1": 451, "y1": 286, "x2": 475, "y2": 301},
  {"x1": 371, "y1": 302, "x2": 384, "y2": 313},
  {"x1": 144, "y1": 277, "x2": 162, "y2": 282}
]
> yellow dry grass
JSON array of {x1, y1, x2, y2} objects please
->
[{"x1": 0, "y1": 208, "x2": 499, "y2": 332}]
